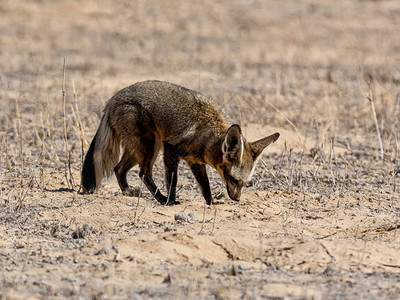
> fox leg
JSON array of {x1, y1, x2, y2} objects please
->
[
  {"x1": 188, "y1": 163, "x2": 213, "y2": 205},
  {"x1": 163, "y1": 143, "x2": 180, "y2": 205},
  {"x1": 137, "y1": 137, "x2": 168, "y2": 204},
  {"x1": 114, "y1": 151, "x2": 139, "y2": 196}
]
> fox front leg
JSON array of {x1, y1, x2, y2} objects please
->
[
  {"x1": 163, "y1": 143, "x2": 181, "y2": 205},
  {"x1": 189, "y1": 163, "x2": 213, "y2": 205}
]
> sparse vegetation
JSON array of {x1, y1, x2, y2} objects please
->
[{"x1": 1, "y1": 0, "x2": 400, "y2": 299}]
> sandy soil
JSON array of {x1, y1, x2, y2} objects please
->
[{"x1": 1, "y1": 0, "x2": 400, "y2": 299}]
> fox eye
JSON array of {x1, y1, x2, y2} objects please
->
[
  {"x1": 227, "y1": 175, "x2": 242, "y2": 186},
  {"x1": 224, "y1": 153, "x2": 238, "y2": 163}
]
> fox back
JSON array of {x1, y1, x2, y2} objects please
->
[{"x1": 81, "y1": 80, "x2": 279, "y2": 205}]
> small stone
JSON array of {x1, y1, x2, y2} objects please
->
[
  {"x1": 187, "y1": 212, "x2": 196, "y2": 220},
  {"x1": 94, "y1": 247, "x2": 109, "y2": 255},
  {"x1": 72, "y1": 223, "x2": 94, "y2": 239},
  {"x1": 174, "y1": 213, "x2": 190, "y2": 221},
  {"x1": 14, "y1": 242, "x2": 25, "y2": 249},
  {"x1": 163, "y1": 273, "x2": 172, "y2": 284},
  {"x1": 164, "y1": 223, "x2": 174, "y2": 232},
  {"x1": 50, "y1": 226, "x2": 58, "y2": 237},
  {"x1": 174, "y1": 212, "x2": 196, "y2": 222}
]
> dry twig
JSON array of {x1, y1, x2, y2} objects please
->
[{"x1": 367, "y1": 94, "x2": 384, "y2": 160}]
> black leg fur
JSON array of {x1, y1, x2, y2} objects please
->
[{"x1": 189, "y1": 163, "x2": 213, "y2": 205}]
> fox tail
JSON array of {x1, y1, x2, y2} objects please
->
[{"x1": 81, "y1": 110, "x2": 120, "y2": 193}]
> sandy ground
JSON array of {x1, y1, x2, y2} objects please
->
[{"x1": 1, "y1": 0, "x2": 400, "y2": 299}]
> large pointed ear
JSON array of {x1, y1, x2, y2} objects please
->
[
  {"x1": 222, "y1": 124, "x2": 243, "y2": 163},
  {"x1": 249, "y1": 132, "x2": 280, "y2": 159}
]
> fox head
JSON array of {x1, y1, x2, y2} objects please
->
[{"x1": 216, "y1": 124, "x2": 279, "y2": 201}]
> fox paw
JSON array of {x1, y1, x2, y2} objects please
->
[
  {"x1": 122, "y1": 187, "x2": 142, "y2": 197},
  {"x1": 158, "y1": 197, "x2": 181, "y2": 205},
  {"x1": 165, "y1": 200, "x2": 181, "y2": 206}
]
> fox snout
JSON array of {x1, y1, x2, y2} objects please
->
[{"x1": 226, "y1": 176, "x2": 244, "y2": 201}]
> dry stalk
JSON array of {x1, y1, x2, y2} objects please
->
[
  {"x1": 40, "y1": 142, "x2": 44, "y2": 188},
  {"x1": 14, "y1": 99, "x2": 23, "y2": 170},
  {"x1": 1, "y1": 133, "x2": 8, "y2": 171},
  {"x1": 165, "y1": 172, "x2": 174, "y2": 206},
  {"x1": 0, "y1": 138, "x2": 4, "y2": 199},
  {"x1": 210, "y1": 207, "x2": 217, "y2": 235},
  {"x1": 72, "y1": 79, "x2": 85, "y2": 140},
  {"x1": 17, "y1": 175, "x2": 34, "y2": 211},
  {"x1": 287, "y1": 148, "x2": 294, "y2": 190},
  {"x1": 61, "y1": 58, "x2": 75, "y2": 190},
  {"x1": 199, "y1": 200, "x2": 207, "y2": 235},
  {"x1": 264, "y1": 94, "x2": 304, "y2": 147},
  {"x1": 71, "y1": 80, "x2": 86, "y2": 174},
  {"x1": 367, "y1": 94, "x2": 384, "y2": 160},
  {"x1": 33, "y1": 119, "x2": 46, "y2": 189},
  {"x1": 45, "y1": 95, "x2": 52, "y2": 140},
  {"x1": 260, "y1": 158, "x2": 281, "y2": 184},
  {"x1": 133, "y1": 179, "x2": 144, "y2": 225}
]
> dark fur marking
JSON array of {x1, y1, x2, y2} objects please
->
[{"x1": 81, "y1": 131, "x2": 98, "y2": 193}]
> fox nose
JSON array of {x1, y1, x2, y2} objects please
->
[
  {"x1": 227, "y1": 185, "x2": 241, "y2": 201},
  {"x1": 233, "y1": 190, "x2": 241, "y2": 201}
]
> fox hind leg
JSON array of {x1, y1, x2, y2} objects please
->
[
  {"x1": 110, "y1": 104, "x2": 166, "y2": 203},
  {"x1": 114, "y1": 150, "x2": 139, "y2": 196},
  {"x1": 136, "y1": 136, "x2": 168, "y2": 204}
]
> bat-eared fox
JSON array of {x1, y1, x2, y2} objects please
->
[{"x1": 81, "y1": 80, "x2": 279, "y2": 205}]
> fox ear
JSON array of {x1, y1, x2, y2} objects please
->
[
  {"x1": 249, "y1": 132, "x2": 280, "y2": 159},
  {"x1": 222, "y1": 124, "x2": 243, "y2": 163}
]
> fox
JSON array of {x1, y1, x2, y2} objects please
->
[{"x1": 81, "y1": 80, "x2": 279, "y2": 205}]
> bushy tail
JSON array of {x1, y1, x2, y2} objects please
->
[{"x1": 81, "y1": 110, "x2": 121, "y2": 193}]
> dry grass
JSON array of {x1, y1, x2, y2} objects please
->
[{"x1": 1, "y1": 0, "x2": 400, "y2": 299}]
